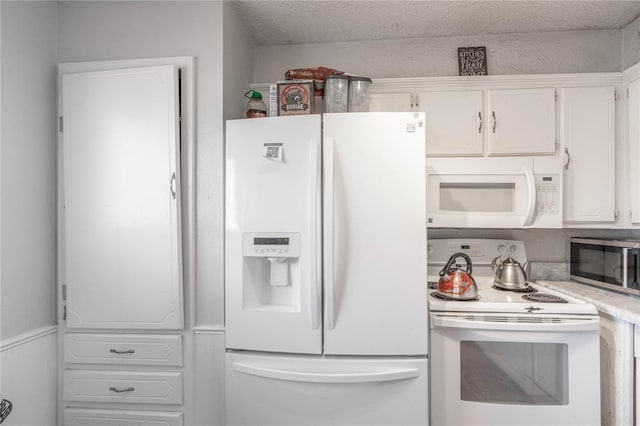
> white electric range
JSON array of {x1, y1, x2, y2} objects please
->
[{"x1": 428, "y1": 239, "x2": 601, "y2": 426}]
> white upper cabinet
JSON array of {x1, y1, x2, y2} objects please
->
[
  {"x1": 561, "y1": 86, "x2": 616, "y2": 223},
  {"x1": 62, "y1": 65, "x2": 183, "y2": 329},
  {"x1": 369, "y1": 92, "x2": 413, "y2": 112},
  {"x1": 486, "y1": 88, "x2": 556, "y2": 156},
  {"x1": 418, "y1": 90, "x2": 483, "y2": 156},
  {"x1": 629, "y1": 79, "x2": 640, "y2": 224}
]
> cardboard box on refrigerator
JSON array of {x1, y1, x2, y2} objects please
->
[{"x1": 277, "y1": 80, "x2": 314, "y2": 116}]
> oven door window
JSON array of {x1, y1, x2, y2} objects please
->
[{"x1": 460, "y1": 341, "x2": 568, "y2": 405}]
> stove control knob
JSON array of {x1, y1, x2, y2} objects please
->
[
  {"x1": 509, "y1": 245, "x2": 517, "y2": 254},
  {"x1": 498, "y1": 244, "x2": 508, "y2": 255}
]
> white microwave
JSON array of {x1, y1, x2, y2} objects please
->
[{"x1": 426, "y1": 156, "x2": 563, "y2": 228}]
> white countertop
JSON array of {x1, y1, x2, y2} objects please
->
[{"x1": 536, "y1": 280, "x2": 640, "y2": 325}]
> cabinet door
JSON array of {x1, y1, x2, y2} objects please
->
[
  {"x1": 369, "y1": 92, "x2": 413, "y2": 112},
  {"x1": 599, "y1": 313, "x2": 634, "y2": 426},
  {"x1": 629, "y1": 79, "x2": 640, "y2": 224},
  {"x1": 62, "y1": 65, "x2": 183, "y2": 329},
  {"x1": 418, "y1": 90, "x2": 483, "y2": 156},
  {"x1": 487, "y1": 88, "x2": 556, "y2": 155},
  {"x1": 561, "y1": 87, "x2": 615, "y2": 223}
]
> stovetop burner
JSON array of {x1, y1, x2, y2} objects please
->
[
  {"x1": 430, "y1": 291, "x2": 479, "y2": 302},
  {"x1": 522, "y1": 293, "x2": 568, "y2": 303},
  {"x1": 492, "y1": 284, "x2": 538, "y2": 293}
]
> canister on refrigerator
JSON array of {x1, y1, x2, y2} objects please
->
[
  {"x1": 324, "y1": 75, "x2": 349, "y2": 113},
  {"x1": 348, "y1": 76, "x2": 372, "y2": 112}
]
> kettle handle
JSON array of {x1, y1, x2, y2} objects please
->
[
  {"x1": 442, "y1": 252, "x2": 473, "y2": 275},
  {"x1": 491, "y1": 255, "x2": 501, "y2": 274}
]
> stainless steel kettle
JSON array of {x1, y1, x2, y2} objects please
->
[
  {"x1": 437, "y1": 252, "x2": 478, "y2": 300},
  {"x1": 491, "y1": 254, "x2": 529, "y2": 289}
]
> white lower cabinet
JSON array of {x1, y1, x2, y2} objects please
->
[
  {"x1": 64, "y1": 370, "x2": 183, "y2": 404},
  {"x1": 64, "y1": 334, "x2": 183, "y2": 367},
  {"x1": 599, "y1": 313, "x2": 634, "y2": 426},
  {"x1": 64, "y1": 408, "x2": 183, "y2": 426}
]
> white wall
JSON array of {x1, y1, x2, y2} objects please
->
[
  {"x1": 58, "y1": 0, "x2": 227, "y2": 327},
  {"x1": 623, "y1": 15, "x2": 640, "y2": 70},
  {"x1": 1, "y1": 0, "x2": 57, "y2": 341},
  {"x1": 223, "y1": 1, "x2": 254, "y2": 122},
  {"x1": 1, "y1": 2, "x2": 58, "y2": 425},
  {"x1": 0, "y1": 329, "x2": 57, "y2": 426},
  {"x1": 254, "y1": 29, "x2": 622, "y2": 83}
]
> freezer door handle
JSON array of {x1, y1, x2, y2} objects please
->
[
  {"x1": 324, "y1": 137, "x2": 336, "y2": 330},
  {"x1": 308, "y1": 137, "x2": 321, "y2": 330},
  {"x1": 232, "y1": 362, "x2": 420, "y2": 384}
]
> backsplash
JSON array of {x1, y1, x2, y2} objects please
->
[
  {"x1": 429, "y1": 228, "x2": 640, "y2": 263},
  {"x1": 529, "y1": 262, "x2": 569, "y2": 281}
]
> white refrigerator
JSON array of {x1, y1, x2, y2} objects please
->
[{"x1": 224, "y1": 113, "x2": 428, "y2": 425}]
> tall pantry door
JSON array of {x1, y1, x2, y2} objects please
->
[
  {"x1": 323, "y1": 113, "x2": 428, "y2": 356},
  {"x1": 62, "y1": 66, "x2": 183, "y2": 329}
]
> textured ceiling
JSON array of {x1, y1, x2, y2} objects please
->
[{"x1": 230, "y1": 0, "x2": 640, "y2": 46}]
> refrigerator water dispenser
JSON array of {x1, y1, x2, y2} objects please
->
[{"x1": 242, "y1": 233, "x2": 301, "y2": 311}]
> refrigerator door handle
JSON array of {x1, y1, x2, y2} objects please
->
[
  {"x1": 324, "y1": 137, "x2": 336, "y2": 330},
  {"x1": 309, "y1": 137, "x2": 321, "y2": 330},
  {"x1": 232, "y1": 362, "x2": 420, "y2": 384}
]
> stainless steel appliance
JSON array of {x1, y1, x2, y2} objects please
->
[
  {"x1": 570, "y1": 237, "x2": 640, "y2": 295},
  {"x1": 429, "y1": 239, "x2": 600, "y2": 426}
]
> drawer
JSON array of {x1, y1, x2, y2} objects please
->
[
  {"x1": 64, "y1": 370, "x2": 182, "y2": 404},
  {"x1": 64, "y1": 408, "x2": 183, "y2": 426},
  {"x1": 65, "y1": 333, "x2": 183, "y2": 366}
]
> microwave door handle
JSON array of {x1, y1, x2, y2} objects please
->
[
  {"x1": 623, "y1": 247, "x2": 629, "y2": 287},
  {"x1": 523, "y1": 167, "x2": 536, "y2": 227}
]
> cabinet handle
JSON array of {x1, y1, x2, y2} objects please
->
[
  {"x1": 109, "y1": 348, "x2": 135, "y2": 355},
  {"x1": 410, "y1": 95, "x2": 414, "y2": 108},
  {"x1": 492, "y1": 111, "x2": 496, "y2": 133},
  {"x1": 478, "y1": 112, "x2": 482, "y2": 133},
  {"x1": 109, "y1": 386, "x2": 135, "y2": 393},
  {"x1": 564, "y1": 148, "x2": 571, "y2": 170},
  {"x1": 169, "y1": 172, "x2": 177, "y2": 199}
]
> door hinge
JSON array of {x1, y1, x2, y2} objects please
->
[
  {"x1": 554, "y1": 90, "x2": 558, "y2": 102},
  {"x1": 614, "y1": 90, "x2": 618, "y2": 101},
  {"x1": 59, "y1": 116, "x2": 63, "y2": 132},
  {"x1": 615, "y1": 209, "x2": 619, "y2": 219}
]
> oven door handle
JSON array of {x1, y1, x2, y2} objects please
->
[{"x1": 431, "y1": 314, "x2": 600, "y2": 332}]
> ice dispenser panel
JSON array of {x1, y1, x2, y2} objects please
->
[{"x1": 242, "y1": 233, "x2": 301, "y2": 311}]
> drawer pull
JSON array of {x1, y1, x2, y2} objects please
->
[
  {"x1": 109, "y1": 386, "x2": 135, "y2": 393},
  {"x1": 109, "y1": 349, "x2": 135, "y2": 355}
]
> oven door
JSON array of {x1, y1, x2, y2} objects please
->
[{"x1": 430, "y1": 313, "x2": 600, "y2": 426}]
